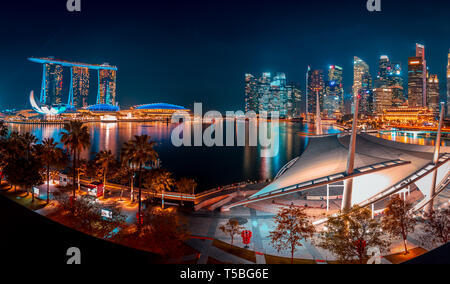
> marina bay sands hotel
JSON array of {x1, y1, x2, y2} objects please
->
[{"x1": 28, "y1": 57, "x2": 118, "y2": 108}]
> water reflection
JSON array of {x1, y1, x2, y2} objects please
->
[
  {"x1": 376, "y1": 131, "x2": 449, "y2": 147},
  {"x1": 9, "y1": 121, "x2": 335, "y2": 191}
]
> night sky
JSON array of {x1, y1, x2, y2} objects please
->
[{"x1": 0, "y1": 0, "x2": 449, "y2": 111}]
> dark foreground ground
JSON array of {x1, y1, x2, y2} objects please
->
[
  {"x1": 0, "y1": 194, "x2": 158, "y2": 265},
  {"x1": 1, "y1": 193, "x2": 449, "y2": 265}
]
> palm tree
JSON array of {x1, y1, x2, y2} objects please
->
[
  {"x1": 60, "y1": 121, "x2": 91, "y2": 198},
  {"x1": 144, "y1": 169, "x2": 174, "y2": 209},
  {"x1": 176, "y1": 178, "x2": 197, "y2": 206},
  {"x1": 116, "y1": 164, "x2": 135, "y2": 201},
  {"x1": 22, "y1": 133, "x2": 38, "y2": 161},
  {"x1": 121, "y1": 135, "x2": 158, "y2": 226},
  {"x1": 22, "y1": 133, "x2": 38, "y2": 200},
  {"x1": 39, "y1": 138, "x2": 61, "y2": 204},
  {"x1": 94, "y1": 150, "x2": 116, "y2": 198}
]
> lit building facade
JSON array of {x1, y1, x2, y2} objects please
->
[
  {"x1": 427, "y1": 74, "x2": 440, "y2": 115},
  {"x1": 71, "y1": 66, "x2": 90, "y2": 108},
  {"x1": 245, "y1": 74, "x2": 259, "y2": 112},
  {"x1": 382, "y1": 106, "x2": 434, "y2": 124},
  {"x1": 388, "y1": 62, "x2": 405, "y2": 107},
  {"x1": 325, "y1": 65, "x2": 344, "y2": 117},
  {"x1": 408, "y1": 44, "x2": 427, "y2": 107},
  {"x1": 43, "y1": 63, "x2": 63, "y2": 105},
  {"x1": 375, "y1": 55, "x2": 390, "y2": 88},
  {"x1": 244, "y1": 72, "x2": 301, "y2": 117},
  {"x1": 373, "y1": 88, "x2": 393, "y2": 115},
  {"x1": 306, "y1": 67, "x2": 325, "y2": 116},
  {"x1": 29, "y1": 57, "x2": 118, "y2": 111},
  {"x1": 97, "y1": 69, "x2": 117, "y2": 105},
  {"x1": 353, "y1": 57, "x2": 372, "y2": 115}
]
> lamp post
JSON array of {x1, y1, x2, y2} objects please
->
[
  {"x1": 424, "y1": 102, "x2": 445, "y2": 215},
  {"x1": 341, "y1": 94, "x2": 359, "y2": 211}
]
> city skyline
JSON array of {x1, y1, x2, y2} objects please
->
[{"x1": 0, "y1": 0, "x2": 449, "y2": 112}]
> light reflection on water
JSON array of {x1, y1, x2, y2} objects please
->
[
  {"x1": 376, "y1": 131, "x2": 449, "y2": 146},
  {"x1": 7, "y1": 122, "x2": 335, "y2": 191}
]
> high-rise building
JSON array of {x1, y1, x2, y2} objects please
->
[
  {"x1": 245, "y1": 74, "x2": 259, "y2": 112},
  {"x1": 258, "y1": 72, "x2": 272, "y2": 113},
  {"x1": 353, "y1": 57, "x2": 372, "y2": 115},
  {"x1": 447, "y1": 50, "x2": 450, "y2": 116},
  {"x1": 286, "y1": 82, "x2": 302, "y2": 117},
  {"x1": 325, "y1": 65, "x2": 344, "y2": 117},
  {"x1": 306, "y1": 67, "x2": 325, "y2": 116},
  {"x1": 375, "y1": 55, "x2": 390, "y2": 88},
  {"x1": 427, "y1": 74, "x2": 440, "y2": 115},
  {"x1": 388, "y1": 62, "x2": 405, "y2": 107},
  {"x1": 43, "y1": 63, "x2": 63, "y2": 105},
  {"x1": 373, "y1": 56, "x2": 405, "y2": 113},
  {"x1": 408, "y1": 44, "x2": 427, "y2": 107},
  {"x1": 97, "y1": 69, "x2": 117, "y2": 105},
  {"x1": 408, "y1": 56, "x2": 426, "y2": 107},
  {"x1": 373, "y1": 88, "x2": 393, "y2": 115},
  {"x1": 72, "y1": 66, "x2": 90, "y2": 108},
  {"x1": 244, "y1": 72, "x2": 301, "y2": 117}
]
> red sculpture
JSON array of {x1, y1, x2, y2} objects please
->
[{"x1": 241, "y1": 230, "x2": 253, "y2": 248}]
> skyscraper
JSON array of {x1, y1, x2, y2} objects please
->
[
  {"x1": 427, "y1": 74, "x2": 440, "y2": 115},
  {"x1": 325, "y1": 65, "x2": 344, "y2": 117},
  {"x1": 72, "y1": 66, "x2": 90, "y2": 108},
  {"x1": 43, "y1": 63, "x2": 63, "y2": 105},
  {"x1": 373, "y1": 56, "x2": 405, "y2": 114},
  {"x1": 245, "y1": 74, "x2": 259, "y2": 112},
  {"x1": 353, "y1": 57, "x2": 372, "y2": 115},
  {"x1": 373, "y1": 88, "x2": 393, "y2": 115},
  {"x1": 408, "y1": 43, "x2": 427, "y2": 107},
  {"x1": 375, "y1": 55, "x2": 390, "y2": 88},
  {"x1": 97, "y1": 69, "x2": 117, "y2": 105},
  {"x1": 388, "y1": 62, "x2": 405, "y2": 107},
  {"x1": 244, "y1": 72, "x2": 301, "y2": 116},
  {"x1": 408, "y1": 56, "x2": 426, "y2": 107},
  {"x1": 306, "y1": 68, "x2": 325, "y2": 116}
]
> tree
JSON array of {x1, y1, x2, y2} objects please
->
[
  {"x1": 53, "y1": 190, "x2": 126, "y2": 238},
  {"x1": 121, "y1": 135, "x2": 158, "y2": 227},
  {"x1": 94, "y1": 150, "x2": 116, "y2": 198},
  {"x1": 112, "y1": 207, "x2": 190, "y2": 261},
  {"x1": 420, "y1": 208, "x2": 450, "y2": 248},
  {"x1": 176, "y1": 178, "x2": 197, "y2": 206},
  {"x1": 0, "y1": 121, "x2": 8, "y2": 138},
  {"x1": 37, "y1": 138, "x2": 62, "y2": 203},
  {"x1": 60, "y1": 121, "x2": 91, "y2": 198},
  {"x1": 114, "y1": 164, "x2": 132, "y2": 200},
  {"x1": 143, "y1": 169, "x2": 174, "y2": 209},
  {"x1": 269, "y1": 205, "x2": 315, "y2": 264},
  {"x1": 3, "y1": 155, "x2": 44, "y2": 203},
  {"x1": 381, "y1": 195, "x2": 416, "y2": 255},
  {"x1": 219, "y1": 219, "x2": 244, "y2": 246},
  {"x1": 319, "y1": 206, "x2": 390, "y2": 264}
]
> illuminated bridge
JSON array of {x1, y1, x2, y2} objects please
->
[{"x1": 28, "y1": 57, "x2": 118, "y2": 112}]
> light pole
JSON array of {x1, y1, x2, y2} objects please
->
[
  {"x1": 341, "y1": 94, "x2": 359, "y2": 211},
  {"x1": 424, "y1": 102, "x2": 445, "y2": 215}
]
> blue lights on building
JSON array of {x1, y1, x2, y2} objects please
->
[
  {"x1": 134, "y1": 103, "x2": 187, "y2": 110},
  {"x1": 85, "y1": 104, "x2": 120, "y2": 112}
]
